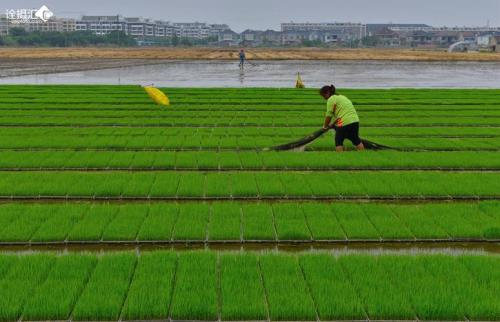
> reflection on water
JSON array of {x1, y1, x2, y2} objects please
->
[{"x1": 1, "y1": 60, "x2": 499, "y2": 88}]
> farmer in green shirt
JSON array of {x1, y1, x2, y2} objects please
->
[{"x1": 320, "y1": 84, "x2": 364, "y2": 152}]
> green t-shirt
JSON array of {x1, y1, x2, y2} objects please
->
[{"x1": 325, "y1": 94, "x2": 359, "y2": 127}]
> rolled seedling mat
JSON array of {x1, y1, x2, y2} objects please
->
[{"x1": 267, "y1": 127, "x2": 396, "y2": 151}]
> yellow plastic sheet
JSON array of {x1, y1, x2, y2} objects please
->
[{"x1": 144, "y1": 86, "x2": 170, "y2": 106}]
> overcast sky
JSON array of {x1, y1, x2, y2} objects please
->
[{"x1": 2, "y1": 0, "x2": 499, "y2": 32}]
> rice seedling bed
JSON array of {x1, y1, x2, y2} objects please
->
[
  {"x1": 0, "y1": 85, "x2": 498, "y2": 320},
  {"x1": 0, "y1": 150, "x2": 498, "y2": 170},
  {"x1": 0, "y1": 201, "x2": 498, "y2": 244},
  {"x1": 0, "y1": 251, "x2": 498, "y2": 321},
  {"x1": 0, "y1": 171, "x2": 497, "y2": 199}
]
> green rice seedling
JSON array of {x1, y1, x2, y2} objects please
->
[
  {"x1": 71, "y1": 253, "x2": 136, "y2": 321},
  {"x1": 458, "y1": 205, "x2": 500, "y2": 240},
  {"x1": 0, "y1": 254, "x2": 55, "y2": 321},
  {"x1": 175, "y1": 151, "x2": 199, "y2": 169},
  {"x1": 208, "y1": 202, "x2": 241, "y2": 240},
  {"x1": 241, "y1": 203, "x2": 276, "y2": 240},
  {"x1": 61, "y1": 173, "x2": 99, "y2": 197},
  {"x1": 92, "y1": 173, "x2": 130, "y2": 197},
  {"x1": 478, "y1": 201, "x2": 500, "y2": 239},
  {"x1": 339, "y1": 255, "x2": 416, "y2": 320},
  {"x1": 389, "y1": 204, "x2": 450, "y2": 239},
  {"x1": 101, "y1": 204, "x2": 149, "y2": 241},
  {"x1": 170, "y1": 252, "x2": 218, "y2": 321},
  {"x1": 22, "y1": 254, "x2": 97, "y2": 321},
  {"x1": 149, "y1": 172, "x2": 180, "y2": 197},
  {"x1": 68, "y1": 203, "x2": 119, "y2": 241},
  {"x1": 122, "y1": 252, "x2": 177, "y2": 320},
  {"x1": 205, "y1": 173, "x2": 232, "y2": 197},
  {"x1": 359, "y1": 204, "x2": 414, "y2": 240},
  {"x1": 254, "y1": 172, "x2": 285, "y2": 197},
  {"x1": 426, "y1": 204, "x2": 485, "y2": 238},
  {"x1": 0, "y1": 255, "x2": 16, "y2": 280},
  {"x1": 260, "y1": 152, "x2": 287, "y2": 168},
  {"x1": 197, "y1": 151, "x2": 220, "y2": 169},
  {"x1": 306, "y1": 174, "x2": 339, "y2": 197},
  {"x1": 301, "y1": 203, "x2": 345, "y2": 240},
  {"x1": 176, "y1": 172, "x2": 205, "y2": 197},
  {"x1": 128, "y1": 152, "x2": 156, "y2": 168},
  {"x1": 299, "y1": 254, "x2": 365, "y2": 320},
  {"x1": 137, "y1": 203, "x2": 179, "y2": 241},
  {"x1": 0, "y1": 204, "x2": 30, "y2": 235},
  {"x1": 459, "y1": 255, "x2": 500, "y2": 320},
  {"x1": 0, "y1": 204, "x2": 52, "y2": 242},
  {"x1": 272, "y1": 203, "x2": 311, "y2": 240},
  {"x1": 172, "y1": 203, "x2": 209, "y2": 240},
  {"x1": 30, "y1": 203, "x2": 89, "y2": 242},
  {"x1": 414, "y1": 256, "x2": 477, "y2": 320},
  {"x1": 122, "y1": 173, "x2": 156, "y2": 196},
  {"x1": 259, "y1": 254, "x2": 317, "y2": 321},
  {"x1": 220, "y1": 253, "x2": 267, "y2": 320},
  {"x1": 280, "y1": 173, "x2": 314, "y2": 197},
  {"x1": 373, "y1": 256, "x2": 434, "y2": 320},
  {"x1": 231, "y1": 172, "x2": 259, "y2": 197},
  {"x1": 238, "y1": 152, "x2": 263, "y2": 169},
  {"x1": 64, "y1": 151, "x2": 97, "y2": 168},
  {"x1": 332, "y1": 203, "x2": 380, "y2": 240},
  {"x1": 151, "y1": 152, "x2": 176, "y2": 168},
  {"x1": 217, "y1": 152, "x2": 241, "y2": 169},
  {"x1": 105, "y1": 151, "x2": 136, "y2": 167}
]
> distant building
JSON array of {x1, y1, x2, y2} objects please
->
[
  {"x1": 241, "y1": 29, "x2": 263, "y2": 45},
  {"x1": 173, "y1": 22, "x2": 211, "y2": 39},
  {"x1": 261, "y1": 30, "x2": 282, "y2": 45},
  {"x1": 281, "y1": 22, "x2": 366, "y2": 44},
  {"x1": 6, "y1": 16, "x2": 76, "y2": 33},
  {"x1": 209, "y1": 24, "x2": 231, "y2": 37},
  {"x1": 218, "y1": 29, "x2": 240, "y2": 46},
  {"x1": 76, "y1": 16, "x2": 128, "y2": 35},
  {"x1": 0, "y1": 15, "x2": 9, "y2": 36},
  {"x1": 367, "y1": 24, "x2": 432, "y2": 35},
  {"x1": 372, "y1": 27, "x2": 401, "y2": 47}
]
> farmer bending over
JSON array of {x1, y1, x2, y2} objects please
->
[{"x1": 320, "y1": 84, "x2": 364, "y2": 152}]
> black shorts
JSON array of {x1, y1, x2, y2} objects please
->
[{"x1": 335, "y1": 122, "x2": 361, "y2": 147}]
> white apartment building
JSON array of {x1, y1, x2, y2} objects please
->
[{"x1": 281, "y1": 22, "x2": 367, "y2": 43}]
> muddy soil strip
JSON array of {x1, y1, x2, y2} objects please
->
[
  {"x1": 0, "y1": 167, "x2": 498, "y2": 172},
  {"x1": 0, "y1": 58, "x2": 176, "y2": 78},
  {"x1": 0, "y1": 240, "x2": 498, "y2": 254},
  {"x1": 0, "y1": 196, "x2": 497, "y2": 202},
  {"x1": 0, "y1": 147, "x2": 498, "y2": 152},
  {"x1": 0, "y1": 124, "x2": 498, "y2": 128},
  {"x1": 1, "y1": 48, "x2": 499, "y2": 62}
]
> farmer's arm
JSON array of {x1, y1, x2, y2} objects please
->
[
  {"x1": 323, "y1": 116, "x2": 332, "y2": 129},
  {"x1": 323, "y1": 103, "x2": 337, "y2": 129}
]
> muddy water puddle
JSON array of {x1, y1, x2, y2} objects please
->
[{"x1": 1, "y1": 241, "x2": 498, "y2": 254}]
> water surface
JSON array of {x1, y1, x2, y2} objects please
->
[{"x1": 1, "y1": 60, "x2": 499, "y2": 88}]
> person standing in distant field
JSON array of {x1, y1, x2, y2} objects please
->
[
  {"x1": 239, "y1": 49, "x2": 246, "y2": 68},
  {"x1": 320, "y1": 84, "x2": 364, "y2": 152}
]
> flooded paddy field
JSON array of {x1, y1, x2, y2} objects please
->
[{"x1": 1, "y1": 59, "x2": 500, "y2": 88}]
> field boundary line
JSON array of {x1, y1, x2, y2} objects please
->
[
  {"x1": 0, "y1": 195, "x2": 498, "y2": 202},
  {"x1": 0, "y1": 124, "x2": 499, "y2": 128}
]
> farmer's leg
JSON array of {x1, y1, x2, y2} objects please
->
[
  {"x1": 348, "y1": 122, "x2": 364, "y2": 151},
  {"x1": 335, "y1": 129, "x2": 345, "y2": 152}
]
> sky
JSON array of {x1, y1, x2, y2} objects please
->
[{"x1": 2, "y1": 0, "x2": 499, "y2": 32}]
